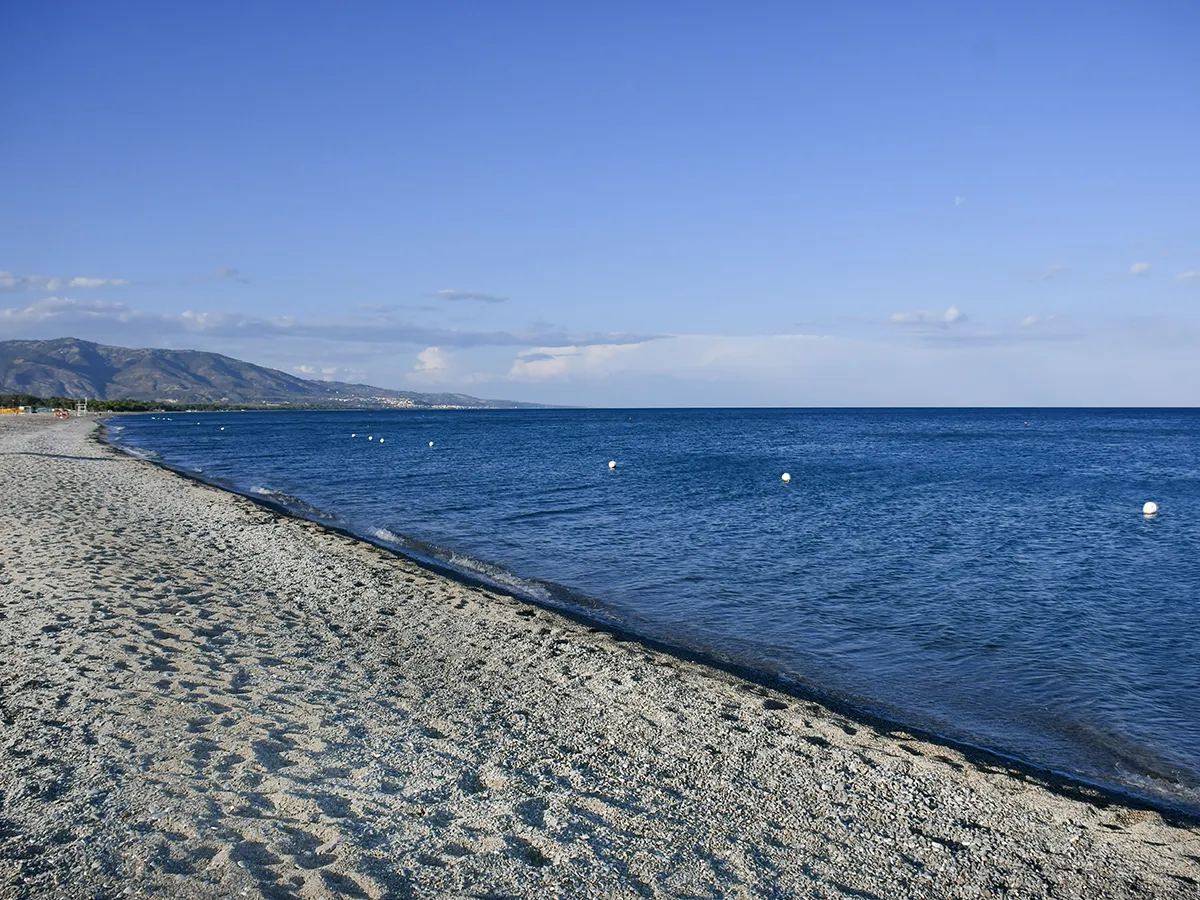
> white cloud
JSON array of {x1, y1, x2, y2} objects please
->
[
  {"x1": 889, "y1": 306, "x2": 965, "y2": 325},
  {"x1": 405, "y1": 345, "x2": 494, "y2": 386},
  {"x1": 1021, "y1": 314, "x2": 1061, "y2": 328},
  {"x1": 413, "y1": 346, "x2": 448, "y2": 372},
  {"x1": 0, "y1": 270, "x2": 130, "y2": 292},
  {"x1": 1130, "y1": 262, "x2": 1152, "y2": 276},
  {"x1": 508, "y1": 344, "x2": 634, "y2": 381},
  {"x1": 426, "y1": 289, "x2": 507, "y2": 303},
  {"x1": 1176, "y1": 270, "x2": 1200, "y2": 282}
]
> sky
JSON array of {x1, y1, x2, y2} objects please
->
[{"x1": 2, "y1": 1, "x2": 1198, "y2": 405}]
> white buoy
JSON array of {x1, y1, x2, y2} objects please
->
[
  {"x1": 782, "y1": 472, "x2": 791, "y2": 483},
  {"x1": 379, "y1": 438, "x2": 384, "y2": 444},
  {"x1": 368, "y1": 435, "x2": 373, "y2": 441},
  {"x1": 220, "y1": 426, "x2": 225, "y2": 431},
  {"x1": 429, "y1": 441, "x2": 434, "y2": 448},
  {"x1": 351, "y1": 433, "x2": 356, "y2": 438},
  {"x1": 608, "y1": 460, "x2": 617, "y2": 470},
  {"x1": 1143, "y1": 501, "x2": 1158, "y2": 517}
]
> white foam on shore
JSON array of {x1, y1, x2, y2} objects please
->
[{"x1": 118, "y1": 444, "x2": 160, "y2": 461}]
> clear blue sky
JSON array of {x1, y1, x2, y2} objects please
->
[{"x1": 2, "y1": 1, "x2": 1198, "y2": 404}]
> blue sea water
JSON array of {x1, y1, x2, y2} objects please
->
[{"x1": 108, "y1": 408, "x2": 1200, "y2": 814}]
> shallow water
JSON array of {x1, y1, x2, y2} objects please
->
[{"x1": 109, "y1": 408, "x2": 1200, "y2": 813}]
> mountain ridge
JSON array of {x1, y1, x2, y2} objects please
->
[{"x1": 0, "y1": 338, "x2": 547, "y2": 408}]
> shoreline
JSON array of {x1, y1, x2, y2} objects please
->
[
  {"x1": 99, "y1": 417, "x2": 1200, "y2": 826},
  {"x1": 2, "y1": 414, "x2": 1198, "y2": 898}
]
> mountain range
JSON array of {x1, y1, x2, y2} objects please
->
[{"x1": 0, "y1": 338, "x2": 544, "y2": 408}]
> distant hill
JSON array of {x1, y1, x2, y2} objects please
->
[{"x1": 0, "y1": 338, "x2": 545, "y2": 409}]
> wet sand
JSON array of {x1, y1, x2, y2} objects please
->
[{"x1": 1, "y1": 415, "x2": 1198, "y2": 898}]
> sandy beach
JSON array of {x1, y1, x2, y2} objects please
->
[{"x1": 1, "y1": 416, "x2": 1197, "y2": 899}]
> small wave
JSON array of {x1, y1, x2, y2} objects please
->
[
  {"x1": 118, "y1": 445, "x2": 160, "y2": 461},
  {"x1": 370, "y1": 527, "x2": 605, "y2": 613},
  {"x1": 248, "y1": 486, "x2": 336, "y2": 521}
]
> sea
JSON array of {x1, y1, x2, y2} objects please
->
[{"x1": 106, "y1": 408, "x2": 1200, "y2": 815}]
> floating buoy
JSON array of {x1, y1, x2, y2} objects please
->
[
  {"x1": 220, "y1": 426, "x2": 225, "y2": 431},
  {"x1": 608, "y1": 460, "x2": 617, "y2": 470},
  {"x1": 782, "y1": 473, "x2": 791, "y2": 483},
  {"x1": 379, "y1": 438, "x2": 384, "y2": 444},
  {"x1": 368, "y1": 436, "x2": 374, "y2": 441},
  {"x1": 429, "y1": 441, "x2": 434, "y2": 448},
  {"x1": 351, "y1": 433, "x2": 356, "y2": 438},
  {"x1": 1143, "y1": 501, "x2": 1158, "y2": 517}
]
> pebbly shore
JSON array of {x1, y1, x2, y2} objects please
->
[{"x1": 0, "y1": 415, "x2": 1198, "y2": 899}]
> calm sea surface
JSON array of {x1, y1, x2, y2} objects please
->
[{"x1": 109, "y1": 408, "x2": 1200, "y2": 813}]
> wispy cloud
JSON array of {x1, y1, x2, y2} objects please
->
[
  {"x1": 0, "y1": 295, "x2": 661, "y2": 351},
  {"x1": 1027, "y1": 264, "x2": 1068, "y2": 282},
  {"x1": 889, "y1": 305, "x2": 965, "y2": 325},
  {"x1": 425, "y1": 289, "x2": 508, "y2": 303},
  {"x1": 1130, "y1": 262, "x2": 1152, "y2": 276},
  {"x1": 353, "y1": 302, "x2": 442, "y2": 314},
  {"x1": 210, "y1": 267, "x2": 248, "y2": 283},
  {"x1": 498, "y1": 325, "x2": 1200, "y2": 407},
  {"x1": 1176, "y1": 270, "x2": 1200, "y2": 282},
  {"x1": 0, "y1": 270, "x2": 130, "y2": 292},
  {"x1": 293, "y1": 363, "x2": 357, "y2": 381},
  {"x1": 187, "y1": 267, "x2": 249, "y2": 285}
]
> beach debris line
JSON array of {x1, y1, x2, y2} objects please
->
[
  {"x1": 1144, "y1": 501, "x2": 1159, "y2": 517},
  {"x1": 782, "y1": 473, "x2": 792, "y2": 483}
]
